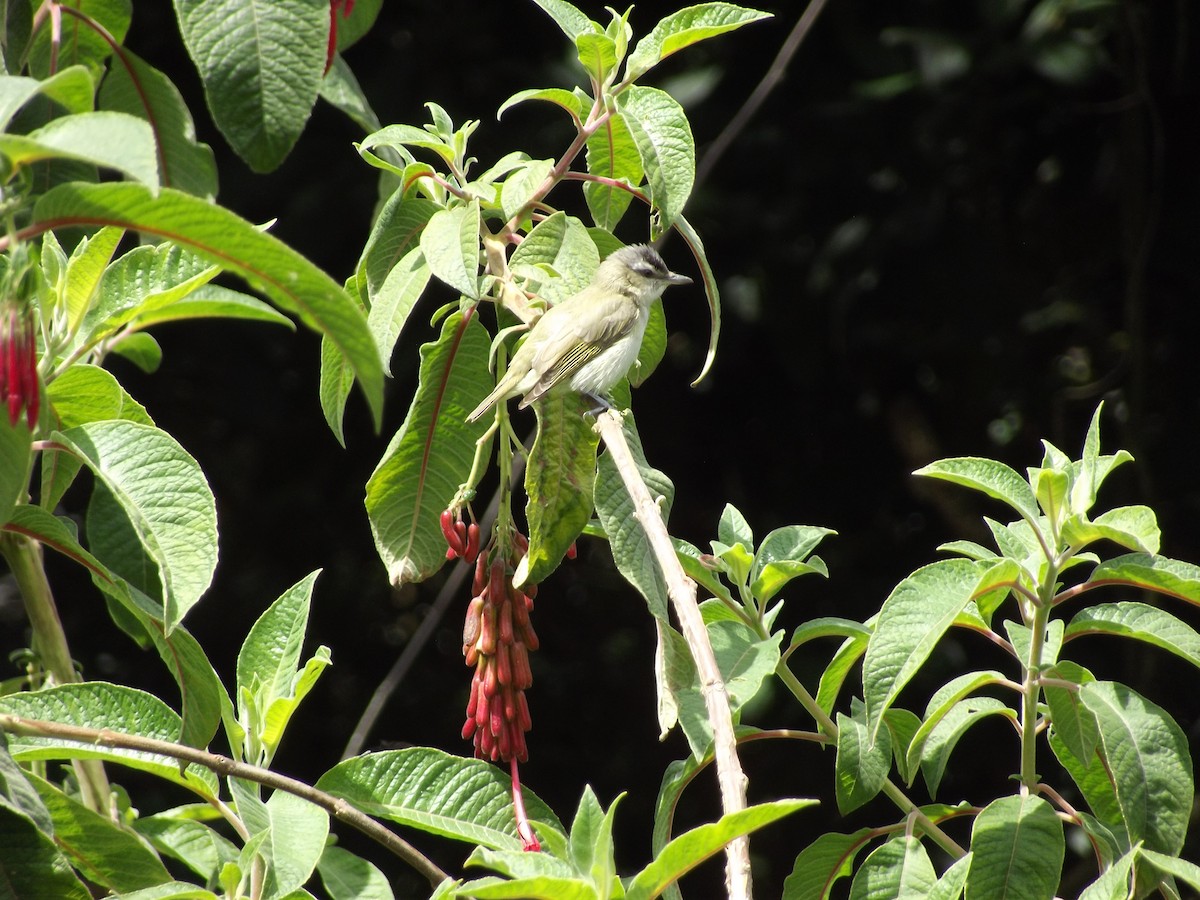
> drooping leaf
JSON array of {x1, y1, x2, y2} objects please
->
[
  {"x1": 56, "y1": 420, "x2": 217, "y2": 632},
  {"x1": 780, "y1": 828, "x2": 874, "y2": 900},
  {"x1": 98, "y1": 46, "x2": 218, "y2": 197},
  {"x1": 1086, "y1": 553, "x2": 1200, "y2": 605},
  {"x1": 317, "y1": 844, "x2": 395, "y2": 900},
  {"x1": 670, "y1": 214, "x2": 719, "y2": 386},
  {"x1": 0, "y1": 803, "x2": 91, "y2": 900},
  {"x1": 1065, "y1": 601, "x2": 1200, "y2": 672},
  {"x1": 914, "y1": 457, "x2": 1041, "y2": 524},
  {"x1": 835, "y1": 703, "x2": 892, "y2": 814},
  {"x1": 366, "y1": 311, "x2": 494, "y2": 585},
  {"x1": 625, "y1": 4, "x2": 773, "y2": 81},
  {"x1": 847, "y1": 835, "x2": 936, "y2": 900},
  {"x1": 0, "y1": 111, "x2": 158, "y2": 187},
  {"x1": 33, "y1": 182, "x2": 385, "y2": 427},
  {"x1": 174, "y1": 0, "x2": 327, "y2": 171},
  {"x1": 316, "y1": 747, "x2": 563, "y2": 850},
  {"x1": 0, "y1": 66, "x2": 94, "y2": 131},
  {"x1": 516, "y1": 393, "x2": 600, "y2": 587}
]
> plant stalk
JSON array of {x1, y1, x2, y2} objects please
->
[
  {"x1": 593, "y1": 409, "x2": 751, "y2": 900},
  {"x1": 0, "y1": 531, "x2": 112, "y2": 813}
]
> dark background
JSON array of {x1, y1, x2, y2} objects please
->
[{"x1": 7, "y1": 1, "x2": 1200, "y2": 896}]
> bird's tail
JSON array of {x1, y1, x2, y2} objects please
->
[{"x1": 466, "y1": 383, "x2": 508, "y2": 423}]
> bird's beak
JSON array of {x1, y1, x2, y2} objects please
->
[{"x1": 667, "y1": 272, "x2": 693, "y2": 286}]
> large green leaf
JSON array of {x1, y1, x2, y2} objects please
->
[
  {"x1": 366, "y1": 310, "x2": 494, "y2": 585},
  {"x1": 781, "y1": 828, "x2": 875, "y2": 899},
  {"x1": 317, "y1": 844, "x2": 395, "y2": 900},
  {"x1": 516, "y1": 393, "x2": 600, "y2": 587},
  {"x1": 0, "y1": 804, "x2": 91, "y2": 900},
  {"x1": 615, "y1": 86, "x2": 694, "y2": 238},
  {"x1": 966, "y1": 794, "x2": 1064, "y2": 900},
  {"x1": 0, "y1": 682, "x2": 219, "y2": 796},
  {"x1": 420, "y1": 201, "x2": 482, "y2": 299},
  {"x1": 135, "y1": 806, "x2": 238, "y2": 882},
  {"x1": 259, "y1": 790, "x2": 329, "y2": 900},
  {"x1": 33, "y1": 182, "x2": 384, "y2": 427},
  {"x1": 357, "y1": 193, "x2": 437, "y2": 301},
  {"x1": 0, "y1": 419, "x2": 32, "y2": 528},
  {"x1": 56, "y1": 420, "x2": 217, "y2": 631},
  {"x1": 862, "y1": 559, "x2": 985, "y2": 739},
  {"x1": 847, "y1": 836, "x2": 936, "y2": 899},
  {"x1": 27, "y1": 0, "x2": 130, "y2": 79},
  {"x1": 913, "y1": 457, "x2": 1040, "y2": 523},
  {"x1": 625, "y1": 4, "x2": 773, "y2": 81},
  {"x1": 835, "y1": 703, "x2": 892, "y2": 814},
  {"x1": 509, "y1": 212, "x2": 598, "y2": 305},
  {"x1": 1086, "y1": 553, "x2": 1200, "y2": 605},
  {"x1": 0, "y1": 111, "x2": 158, "y2": 187},
  {"x1": 316, "y1": 748, "x2": 563, "y2": 850},
  {"x1": 625, "y1": 800, "x2": 813, "y2": 900},
  {"x1": 528, "y1": 0, "x2": 595, "y2": 41},
  {"x1": 0, "y1": 66, "x2": 94, "y2": 131},
  {"x1": 174, "y1": 0, "x2": 327, "y2": 171},
  {"x1": 1080, "y1": 681, "x2": 1191, "y2": 856},
  {"x1": 98, "y1": 47, "x2": 218, "y2": 197},
  {"x1": 1065, "y1": 601, "x2": 1200, "y2": 671},
  {"x1": 584, "y1": 109, "x2": 642, "y2": 231},
  {"x1": 30, "y1": 773, "x2": 172, "y2": 892}
]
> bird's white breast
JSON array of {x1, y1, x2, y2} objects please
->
[{"x1": 569, "y1": 304, "x2": 650, "y2": 395}]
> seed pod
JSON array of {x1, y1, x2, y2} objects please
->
[
  {"x1": 482, "y1": 657, "x2": 498, "y2": 697},
  {"x1": 502, "y1": 685, "x2": 517, "y2": 721},
  {"x1": 477, "y1": 725, "x2": 494, "y2": 759},
  {"x1": 495, "y1": 642, "x2": 512, "y2": 686},
  {"x1": 461, "y1": 716, "x2": 477, "y2": 739},
  {"x1": 464, "y1": 643, "x2": 478, "y2": 667},
  {"x1": 491, "y1": 707, "x2": 505, "y2": 742},
  {"x1": 496, "y1": 720, "x2": 511, "y2": 760},
  {"x1": 519, "y1": 617, "x2": 539, "y2": 652},
  {"x1": 511, "y1": 723, "x2": 528, "y2": 763},
  {"x1": 465, "y1": 523, "x2": 480, "y2": 563},
  {"x1": 440, "y1": 509, "x2": 464, "y2": 555},
  {"x1": 476, "y1": 689, "x2": 490, "y2": 728},
  {"x1": 462, "y1": 595, "x2": 484, "y2": 651},
  {"x1": 466, "y1": 671, "x2": 481, "y2": 717},
  {"x1": 510, "y1": 641, "x2": 532, "y2": 690},
  {"x1": 472, "y1": 555, "x2": 487, "y2": 597},
  {"x1": 510, "y1": 591, "x2": 530, "y2": 628},
  {"x1": 498, "y1": 598, "x2": 514, "y2": 645},
  {"x1": 516, "y1": 690, "x2": 532, "y2": 731},
  {"x1": 479, "y1": 602, "x2": 497, "y2": 656}
]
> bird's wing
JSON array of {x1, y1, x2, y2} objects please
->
[{"x1": 518, "y1": 290, "x2": 639, "y2": 407}]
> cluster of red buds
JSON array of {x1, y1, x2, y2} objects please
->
[
  {"x1": 460, "y1": 540, "x2": 538, "y2": 765},
  {"x1": 325, "y1": 0, "x2": 356, "y2": 73},
  {"x1": 1, "y1": 300, "x2": 39, "y2": 430},
  {"x1": 440, "y1": 509, "x2": 480, "y2": 563}
]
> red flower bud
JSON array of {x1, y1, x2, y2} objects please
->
[
  {"x1": 479, "y1": 602, "x2": 497, "y2": 656},
  {"x1": 566, "y1": 541, "x2": 577, "y2": 560},
  {"x1": 510, "y1": 641, "x2": 532, "y2": 690},
  {"x1": 462, "y1": 595, "x2": 483, "y2": 653},
  {"x1": 465, "y1": 523, "x2": 481, "y2": 563},
  {"x1": 498, "y1": 598, "x2": 514, "y2": 645},
  {"x1": 495, "y1": 642, "x2": 512, "y2": 687}
]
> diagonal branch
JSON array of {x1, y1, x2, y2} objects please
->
[{"x1": 592, "y1": 409, "x2": 751, "y2": 900}]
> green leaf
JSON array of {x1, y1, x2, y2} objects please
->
[
  {"x1": 626, "y1": 4, "x2": 773, "y2": 81},
  {"x1": 835, "y1": 703, "x2": 892, "y2": 814},
  {"x1": 529, "y1": 0, "x2": 595, "y2": 41},
  {"x1": 631, "y1": 299, "x2": 666, "y2": 387},
  {"x1": 317, "y1": 844, "x2": 395, "y2": 900},
  {"x1": 366, "y1": 311, "x2": 494, "y2": 585},
  {"x1": 0, "y1": 734, "x2": 53, "y2": 833},
  {"x1": 566, "y1": 787, "x2": 619, "y2": 894},
  {"x1": 109, "y1": 332, "x2": 163, "y2": 372},
  {"x1": 135, "y1": 808, "x2": 239, "y2": 883},
  {"x1": 862, "y1": 559, "x2": 986, "y2": 739},
  {"x1": 320, "y1": 56, "x2": 382, "y2": 134},
  {"x1": 99, "y1": 883, "x2": 217, "y2": 900},
  {"x1": 1086, "y1": 552, "x2": 1200, "y2": 604},
  {"x1": 33, "y1": 182, "x2": 385, "y2": 427},
  {"x1": 124, "y1": 284, "x2": 295, "y2": 332},
  {"x1": 817, "y1": 627, "x2": 872, "y2": 716},
  {"x1": 1137, "y1": 849, "x2": 1200, "y2": 894},
  {"x1": 509, "y1": 212, "x2": 599, "y2": 305},
  {"x1": 670, "y1": 214, "x2": 719, "y2": 386},
  {"x1": 63, "y1": 225, "x2": 124, "y2": 336},
  {"x1": 927, "y1": 854, "x2": 971, "y2": 900},
  {"x1": 0, "y1": 66, "x2": 94, "y2": 131},
  {"x1": 29, "y1": 773, "x2": 172, "y2": 892},
  {"x1": 56, "y1": 420, "x2": 217, "y2": 632},
  {"x1": 315, "y1": 748, "x2": 564, "y2": 850},
  {"x1": 593, "y1": 413, "x2": 675, "y2": 619},
  {"x1": 259, "y1": 790, "x2": 329, "y2": 900},
  {"x1": 848, "y1": 835, "x2": 936, "y2": 899},
  {"x1": 174, "y1": 0, "x2": 327, "y2": 171},
  {"x1": 781, "y1": 828, "x2": 874, "y2": 899},
  {"x1": 751, "y1": 525, "x2": 835, "y2": 602},
  {"x1": 1061, "y1": 505, "x2": 1160, "y2": 554},
  {"x1": 43, "y1": 364, "x2": 154, "y2": 459},
  {"x1": 917, "y1": 698, "x2": 1013, "y2": 797},
  {"x1": 966, "y1": 795, "x2": 1064, "y2": 900},
  {"x1": 497, "y1": 88, "x2": 583, "y2": 123},
  {"x1": 98, "y1": 47, "x2": 218, "y2": 197},
  {"x1": 500, "y1": 158, "x2": 554, "y2": 221},
  {"x1": 1065, "y1": 601, "x2": 1200, "y2": 672},
  {"x1": 625, "y1": 800, "x2": 814, "y2": 900},
  {"x1": 368, "y1": 247, "x2": 431, "y2": 377},
  {"x1": 1042, "y1": 660, "x2": 1098, "y2": 768},
  {"x1": 1076, "y1": 847, "x2": 1135, "y2": 900},
  {"x1": 27, "y1": 0, "x2": 130, "y2": 78},
  {"x1": 1080, "y1": 681, "x2": 1191, "y2": 856},
  {"x1": 420, "y1": 201, "x2": 482, "y2": 299},
  {"x1": 0, "y1": 111, "x2": 159, "y2": 187},
  {"x1": 903, "y1": 670, "x2": 1008, "y2": 781},
  {"x1": 914, "y1": 457, "x2": 1041, "y2": 523},
  {"x1": 718, "y1": 502, "x2": 753, "y2": 547},
  {"x1": 0, "y1": 804, "x2": 91, "y2": 900},
  {"x1": 0, "y1": 419, "x2": 32, "y2": 528},
  {"x1": 358, "y1": 194, "x2": 437, "y2": 301},
  {"x1": 0, "y1": 682, "x2": 219, "y2": 796},
  {"x1": 237, "y1": 571, "x2": 328, "y2": 761},
  {"x1": 516, "y1": 393, "x2": 600, "y2": 587},
  {"x1": 616, "y1": 86, "x2": 694, "y2": 239},
  {"x1": 576, "y1": 32, "x2": 618, "y2": 84}
]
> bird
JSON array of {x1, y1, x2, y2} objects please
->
[{"x1": 466, "y1": 244, "x2": 692, "y2": 423}]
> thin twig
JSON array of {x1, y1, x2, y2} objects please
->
[
  {"x1": 0, "y1": 713, "x2": 450, "y2": 889},
  {"x1": 592, "y1": 409, "x2": 751, "y2": 900},
  {"x1": 694, "y1": 0, "x2": 832, "y2": 192}
]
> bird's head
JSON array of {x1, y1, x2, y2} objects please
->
[{"x1": 597, "y1": 244, "x2": 693, "y2": 304}]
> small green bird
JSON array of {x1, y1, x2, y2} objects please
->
[{"x1": 466, "y1": 244, "x2": 692, "y2": 423}]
